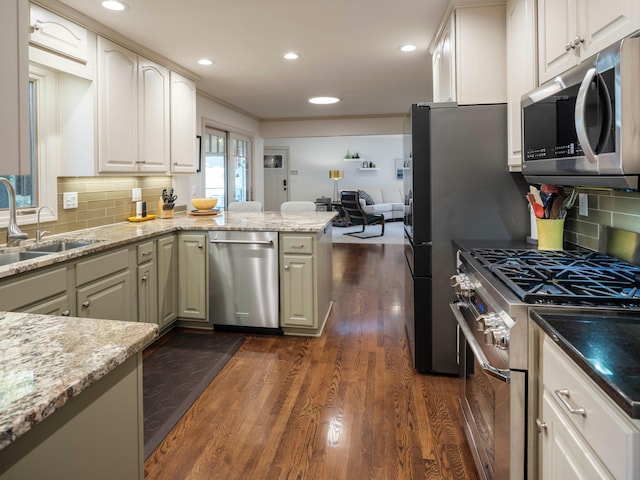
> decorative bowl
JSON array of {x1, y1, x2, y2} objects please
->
[{"x1": 191, "y1": 197, "x2": 218, "y2": 211}]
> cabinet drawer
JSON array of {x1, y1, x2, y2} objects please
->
[
  {"x1": 282, "y1": 235, "x2": 313, "y2": 254},
  {"x1": 0, "y1": 267, "x2": 67, "y2": 312},
  {"x1": 137, "y1": 240, "x2": 156, "y2": 264},
  {"x1": 76, "y1": 249, "x2": 129, "y2": 286},
  {"x1": 543, "y1": 338, "x2": 640, "y2": 480}
]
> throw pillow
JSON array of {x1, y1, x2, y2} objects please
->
[{"x1": 359, "y1": 190, "x2": 375, "y2": 205}]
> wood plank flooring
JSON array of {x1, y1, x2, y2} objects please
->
[{"x1": 144, "y1": 243, "x2": 479, "y2": 479}]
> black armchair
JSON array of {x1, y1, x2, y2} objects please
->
[{"x1": 340, "y1": 190, "x2": 385, "y2": 238}]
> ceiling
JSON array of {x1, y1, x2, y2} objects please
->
[{"x1": 54, "y1": 0, "x2": 449, "y2": 120}]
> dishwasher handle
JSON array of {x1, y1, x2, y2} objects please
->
[{"x1": 210, "y1": 238, "x2": 274, "y2": 246}]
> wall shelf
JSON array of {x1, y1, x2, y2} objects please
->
[
  {"x1": 344, "y1": 158, "x2": 363, "y2": 162},
  {"x1": 358, "y1": 167, "x2": 378, "y2": 171}
]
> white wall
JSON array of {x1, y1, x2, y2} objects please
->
[{"x1": 264, "y1": 134, "x2": 403, "y2": 202}]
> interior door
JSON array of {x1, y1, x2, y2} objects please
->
[{"x1": 264, "y1": 147, "x2": 289, "y2": 211}]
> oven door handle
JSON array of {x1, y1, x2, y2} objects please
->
[{"x1": 450, "y1": 302, "x2": 511, "y2": 384}]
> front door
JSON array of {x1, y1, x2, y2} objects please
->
[{"x1": 263, "y1": 147, "x2": 289, "y2": 211}]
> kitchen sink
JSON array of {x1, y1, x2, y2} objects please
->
[
  {"x1": 0, "y1": 251, "x2": 51, "y2": 267},
  {"x1": 27, "y1": 239, "x2": 102, "y2": 253}
]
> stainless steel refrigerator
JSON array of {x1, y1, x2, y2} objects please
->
[{"x1": 403, "y1": 102, "x2": 529, "y2": 374}]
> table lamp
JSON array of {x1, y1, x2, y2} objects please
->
[{"x1": 329, "y1": 170, "x2": 344, "y2": 202}]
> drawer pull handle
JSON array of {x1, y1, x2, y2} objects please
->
[
  {"x1": 555, "y1": 388, "x2": 586, "y2": 417},
  {"x1": 292, "y1": 244, "x2": 304, "y2": 249},
  {"x1": 142, "y1": 251, "x2": 152, "y2": 256}
]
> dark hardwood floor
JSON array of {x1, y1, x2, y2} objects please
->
[{"x1": 144, "y1": 243, "x2": 479, "y2": 479}]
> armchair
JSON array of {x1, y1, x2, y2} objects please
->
[{"x1": 340, "y1": 190, "x2": 385, "y2": 238}]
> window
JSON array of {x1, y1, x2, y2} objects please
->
[
  {"x1": 203, "y1": 125, "x2": 253, "y2": 210},
  {"x1": 0, "y1": 65, "x2": 58, "y2": 228}
]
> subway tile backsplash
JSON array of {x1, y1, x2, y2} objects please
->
[
  {"x1": 0, "y1": 176, "x2": 178, "y2": 241},
  {"x1": 564, "y1": 189, "x2": 640, "y2": 251}
]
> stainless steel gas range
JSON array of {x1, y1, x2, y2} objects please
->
[{"x1": 450, "y1": 246, "x2": 640, "y2": 480}]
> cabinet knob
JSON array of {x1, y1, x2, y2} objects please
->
[
  {"x1": 61, "y1": 309, "x2": 71, "y2": 316},
  {"x1": 198, "y1": 243, "x2": 203, "y2": 249},
  {"x1": 535, "y1": 418, "x2": 547, "y2": 433},
  {"x1": 565, "y1": 41, "x2": 574, "y2": 51},
  {"x1": 142, "y1": 274, "x2": 148, "y2": 282},
  {"x1": 284, "y1": 265, "x2": 289, "y2": 270},
  {"x1": 82, "y1": 300, "x2": 90, "y2": 308}
]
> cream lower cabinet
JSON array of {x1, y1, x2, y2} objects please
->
[
  {"x1": 0, "y1": 266, "x2": 70, "y2": 315},
  {"x1": 157, "y1": 234, "x2": 178, "y2": 330},
  {"x1": 280, "y1": 228, "x2": 333, "y2": 336},
  {"x1": 538, "y1": 337, "x2": 640, "y2": 479},
  {"x1": 75, "y1": 248, "x2": 135, "y2": 322},
  {"x1": 177, "y1": 232, "x2": 208, "y2": 325},
  {"x1": 136, "y1": 240, "x2": 158, "y2": 325}
]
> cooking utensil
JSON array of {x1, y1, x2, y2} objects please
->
[
  {"x1": 529, "y1": 185, "x2": 543, "y2": 206},
  {"x1": 532, "y1": 202, "x2": 545, "y2": 218},
  {"x1": 549, "y1": 193, "x2": 564, "y2": 219}
]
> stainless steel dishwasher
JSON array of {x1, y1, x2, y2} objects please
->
[{"x1": 208, "y1": 230, "x2": 281, "y2": 333}]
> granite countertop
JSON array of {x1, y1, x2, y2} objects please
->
[
  {"x1": 531, "y1": 309, "x2": 640, "y2": 419},
  {"x1": 0, "y1": 311, "x2": 157, "y2": 450},
  {"x1": 0, "y1": 211, "x2": 336, "y2": 280}
]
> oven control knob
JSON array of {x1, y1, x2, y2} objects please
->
[
  {"x1": 476, "y1": 313, "x2": 499, "y2": 331},
  {"x1": 450, "y1": 274, "x2": 474, "y2": 298},
  {"x1": 485, "y1": 327, "x2": 509, "y2": 349}
]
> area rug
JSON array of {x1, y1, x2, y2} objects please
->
[
  {"x1": 332, "y1": 219, "x2": 404, "y2": 245},
  {"x1": 143, "y1": 331, "x2": 244, "y2": 459}
]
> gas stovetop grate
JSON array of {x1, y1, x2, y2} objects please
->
[{"x1": 471, "y1": 248, "x2": 640, "y2": 306}]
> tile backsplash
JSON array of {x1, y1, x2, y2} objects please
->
[
  {"x1": 0, "y1": 176, "x2": 179, "y2": 241},
  {"x1": 564, "y1": 189, "x2": 640, "y2": 251}
]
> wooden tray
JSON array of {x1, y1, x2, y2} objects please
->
[{"x1": 188, "y1": 209, "x2": 220, "y2": 217}]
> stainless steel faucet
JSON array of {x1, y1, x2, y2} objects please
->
[
  {"x1": 0, "y1": 178, "x2": 28, "y2": 246},
  {"x1": 36, "y1": 205, "x2": 54, "y2": 243}
]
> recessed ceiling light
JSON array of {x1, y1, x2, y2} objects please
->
[
  {"x1": 399, "y1": 44, "x2": 417, "y2": 52},
  {"x1": 283, "y1": 52, "x2": 299, "y2": 60},
  {"x1": 101, "y1": 1, "x2": 128, "y2": 11},
  {"x1": 308, "y1": 96, "x2": 340, "y2": 105},
  {"x1": 198, "y1": 58, "x2": 213, "y2": 66}
]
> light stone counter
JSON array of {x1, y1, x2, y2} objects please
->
[
  {"x1": 0, "y1": 311, "x2": 157, "y2": 451},
  {"x1": 0, "y1": 211, "x2": 336, "y2": 280}
]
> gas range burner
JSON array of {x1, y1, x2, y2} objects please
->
[{"x1": 471, "y1": 248, "x2": 640, "y2": 306}]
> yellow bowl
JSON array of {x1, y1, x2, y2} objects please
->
[{"x1": 191, "y1": 197, "x2": 218, "y2": 211}]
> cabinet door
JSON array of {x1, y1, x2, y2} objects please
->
[
  {"x1": 433, "y1": 16, "x2": 455, "y2": 103},
  {"x1": 157, "y1": 234, "x2": 178, "y2": 329},
  {"x1": 29, "y1": 4, "x2": 88, "y2": 63},
  {"x1": 539, "y1": 390, "x2": 614, "y2": 479},
  {"x1": 77, "y1": 270, "x2": 134, "y2": 322},
  {"x1": 170, "y1": 71, "x2": 198, "y2": 173},
  {"x1": 538, "y1": 0, "x2": 579, "y2": 83},
  {"x1": 138, "y1": 58, "x2": 170, "y2": 173},
  {"x1": 282, "y1": 254, "x2": 315, "y2": 328},
  {"x1": 97, "y1": 36, "x2": 138, "y2": 173},
  {"x1": 580, "y1": 0, "x2": 640, "y2": 58},
  {"x1": 0, "y1": 0, "x2": 29, "y2": 175},
  {"x1": 137, "y1": 261, "x2": 157, "y2": 324},
  {"x1": 507, "y1": 0, "x2": 537, "y2": 171},
  {"x1": 178, "y1": 233, "x2": 207, "y2": 321},
  {"x1": 23, "y1": 295, "x2": 71, "y2": 316}
]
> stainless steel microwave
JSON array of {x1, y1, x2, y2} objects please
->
[{"x1": 521, "y1": 35, "x2": 640, "y2": 189}]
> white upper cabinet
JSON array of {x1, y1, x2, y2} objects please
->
[
  {"x1": 170, "y1": 71, "x2": 198, "y2": 174},
  {"x1": 29, "y1": 4, "x2": 88, "y2": 63},
  {"x1": 432, "y1": 4, "x2": 507, "y2": 105},
  {"x1": 97, "y1": 36, "x2": 170, "y2": 174},
  {"x1": 1, "y1": 0, "x2": 29, "y2": 176},
  {"x1": 506, "y1": 0, "x2": 537, "y2": 171},
  {"x1": 538, "y1": 0, "x2": 640, "y2": 83}
]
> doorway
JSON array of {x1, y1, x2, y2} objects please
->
[
  {"x1": 263, "y1": 147, "x2": 289, "y2": 211},
  {"x1": 203, "y1": 127, "x2": 253, "y2": 210}
]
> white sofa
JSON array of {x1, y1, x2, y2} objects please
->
[{"x1": 343, "y1": 187, "x2": 405, "y2": 221}]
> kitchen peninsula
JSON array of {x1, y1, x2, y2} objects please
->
[{"x1": 0, "y1": 211, "x2": 334, "y2": 478}]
